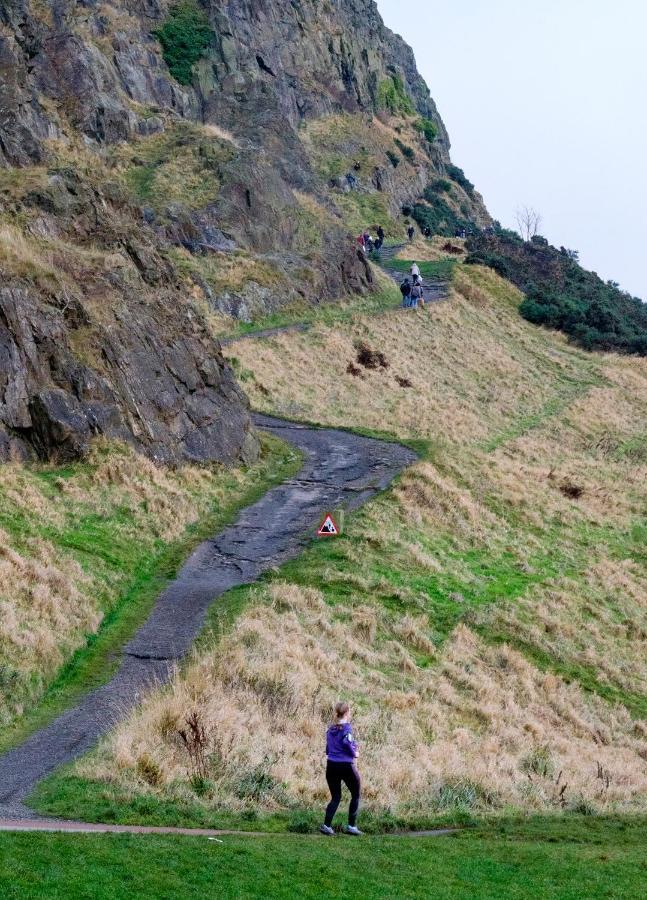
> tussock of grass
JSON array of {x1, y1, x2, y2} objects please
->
[{"x1": 112, "y1": 123, "x2": 233, "y2": 214}]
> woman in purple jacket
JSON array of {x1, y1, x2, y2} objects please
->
[{"x1": 320, "y1": 701, "x2": 362, "y2": 835}]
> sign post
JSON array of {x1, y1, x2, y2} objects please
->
[{"x1": 317, "y1": 513, "x2": 340, "y2": 537}]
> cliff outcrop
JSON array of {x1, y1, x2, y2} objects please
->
[{"x1": 0, "y1": 0, "x2": 489, "y2": 462}]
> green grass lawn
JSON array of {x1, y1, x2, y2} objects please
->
[{"x1": 1, "y1": 817, "x2": 645, "y2": 899}]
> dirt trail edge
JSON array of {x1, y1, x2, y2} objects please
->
[{"x1": 0, "y1": 415, "x2": 417, "y2": 825}]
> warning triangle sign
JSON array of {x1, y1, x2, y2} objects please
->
[{"x1": 317, "y1": 513, "x2": 339, "y2": 537}]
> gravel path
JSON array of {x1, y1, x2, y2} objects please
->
[
  {"x1": 0, "y1": 415, "x2": 416, "y2": 826},
  {"x1": 0, "y1": 819, "x2": 457, "y2": 838}
]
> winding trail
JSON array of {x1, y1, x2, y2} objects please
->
[
  {"x1": 378, "y1": 243, "x2": 449, "y2": 303},
  {"x1": 218, "y1": 245, "x2": 449, "y2": 347},
  {"x1": 0, "y1": 415, "x2": 416, "y2": 830}
]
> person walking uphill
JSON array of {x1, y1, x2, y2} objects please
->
[{"x1": 320, "y1": 701, "x2": 362, "y2": 836}]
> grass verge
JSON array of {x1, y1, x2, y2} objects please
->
[{"x1": 1, "y1": 816, "x2": 646, "y2": 899}]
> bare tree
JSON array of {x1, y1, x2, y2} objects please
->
[{"x1": 515, "y1": 205, "x2": 543, "y2": 242}]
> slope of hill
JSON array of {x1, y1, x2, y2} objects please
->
[
  {"x1": 32, "y1": 260, "x2": 646, "y2": 829},
  {"x1": 0, "y1": 0, "x2": 487, "y2": 463},
  {"x1": 467, "y1": 232, "x2": 647, "y2": 355}
]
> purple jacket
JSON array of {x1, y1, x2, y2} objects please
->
[{"x1": 326, "y1": 723, "x2": 358, "y2": 763}]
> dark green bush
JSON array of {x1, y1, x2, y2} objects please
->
[
  {"x1": 377, "y1": 74, "x2": 415, "y2": 115},
  {"x1": 427, "y1": 179, "x2": 452, "y2": 195},
  {"x1": 414, "y1": 117, "x2": 439, "y2": 143},
  {"x1": 386, "y1": 149, "x2": 400, "y2": 168},
  {"x1": 467, "y1": 230, "x2": 647, "y2": 355},
  {"x1": 394, "y1": 138, "x2": 415, "y2": 161},
  {"x1": 153, "y1": 1, "x2": 213, "y2": 85},
  {"x1": 446, "y1": 164, "x2": 475, "y2": 196},
  {"x1": 411, "y1": 197, "x2": 470, "y2": 237}
]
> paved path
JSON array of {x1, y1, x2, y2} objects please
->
[
  {"x1": 378, "y1": 243, "x2": 449, "y2": 303},
  {"x1": 219, "y1": 245, "x2": 449, "y2": 346},
  {"x1": 220, "y1": 323, "x2": 310, "y2": 346},
  {"x1": 0, "y1": 415, "x2": 416, "y2": 828}
]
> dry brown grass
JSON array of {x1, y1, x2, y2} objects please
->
[
  {"x1": 0, "y1": 441, "x2": 271, "y2": 725},
  {"x1": 224, "y1": 266, "x2": 587, "y2": 446},
  {"x1": 74, "y1": 264, "x2": 647, "y2": 818},
  {"x1": 84, "y1": 585, "x2": 647, "y2": 815},
  {"x1": 395, "y1": 235, "x2": 466, "y2": 262}
]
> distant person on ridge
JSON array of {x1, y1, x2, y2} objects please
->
[
  {"x1": 407, "y1": 224, "x2": 415, "y2": 242},
  {"x1": 377, "y1": 225, "x2": 385, "y2": 243},
  {"x1": 320, "y1": 701, "x2": 362, "y2": 836},
  {"x1": 400, "y1": 277, "x2": 412, "y2": 306}
]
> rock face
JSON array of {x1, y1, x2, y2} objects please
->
[{"x1": 0, "y1": 0, "x2": 489, "y2": 463}]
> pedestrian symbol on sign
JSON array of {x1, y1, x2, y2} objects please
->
[{"x1": 317, "y1": 513, "x2": 339, "y2": 537}]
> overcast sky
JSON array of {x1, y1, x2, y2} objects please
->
[{"x1": 377, "y1": 0, "x2": 646, "y2": 300}]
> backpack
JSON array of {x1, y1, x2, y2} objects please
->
[{"x1": 400, "y1": 281, "x2": 411, "y2": 297}]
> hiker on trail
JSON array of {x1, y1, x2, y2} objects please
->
[
  {"x1": 410, "y1": 281, "x2": 423, "y2": 308},
  {"x1": 423, "y1": 226, "x2": 431, "y2": 238},
  {"x1": 320, "y1": 701, "x2": 362, "y2": 836},
  {"x1": 400, "y1": 277, "x2": 412, "y2": 306},
  {"x1": 407, "y1": 224, "x2": 415, "y2": 242},
  {"x1": 356, "y1": 233, "x2": 365, "y2": 253},
  {"x1": 363, "y1": 231, "x2": 372, "y2": 251},
  {"x1": 377, "y1": 225, "x2": 385, "y2": 243},
  {"x1": 411, "y1": 262, "x2": 420, "y2": 280}
]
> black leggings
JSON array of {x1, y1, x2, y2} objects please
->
[{"x1": 324, "y1": 761, "x2": 361, "y2": 827}]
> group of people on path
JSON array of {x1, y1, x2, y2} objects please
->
[
  {"x1": 400, "y1": 261, "x2": 425, "y2": 308},
  {"x1": 356, "y1": 224, "x2": 385, "y2": 254}
]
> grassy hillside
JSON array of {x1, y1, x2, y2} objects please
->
[
  {"x1": 466, "y1": 231, "x2": 647, "y2": 355},
  {"x1": 0, "y1": 434, "x2": 300, "y2": 746},
  {"x1": 32, "y1": 262, "x2": 647, "y2": 829}
]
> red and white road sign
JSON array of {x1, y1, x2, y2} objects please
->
[{"x1": 317, "y1": 513, "x2": 339, "y2": 536}]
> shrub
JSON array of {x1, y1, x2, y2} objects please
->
[
  {"x1": 394, "y1": 139, "x2": 415, "y2": 162},
  {"x1": 414, "y1": 117, "x2": 439, "y2": 143},
  {"x1": 153, "y1": 1, "x2": 213, "y2": 85},
  {"x1": 411, "y1": 197, "x2": 471, "y2": 238},
  {"x1": 446, "y1": 164, "x2": 475, "y2": 196},
  {"x1": 386, "y1": 150, "x2": 400, "y2": 168},
  {"x1": 466, "y1": 230, "x2": 647, "y2": 355},
  {"x1": 427, "y1": 179, "x2": 451, "y2": 195},
  {"x1": 377, "y1": 74, "x2": 415, "y2": 116}
]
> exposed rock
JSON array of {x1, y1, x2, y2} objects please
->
[{"x1": 0, "y1": 0, "x2": 489, "y2": 464}]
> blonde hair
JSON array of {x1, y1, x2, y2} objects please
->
[{"x1": 333, "y1": 701, "x2": 350, "y2": 722}]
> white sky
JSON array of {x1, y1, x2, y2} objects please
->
[{"x1": 377, "y1": 0, "x2": 647, "y2": 299}]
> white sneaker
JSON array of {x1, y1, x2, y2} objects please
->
[
  {"x1": 319, "y1": 824, "x2": 335, "y2": 836},
  {"x1": 345, "y1": 825, "x2": 363, "y2": 836}
]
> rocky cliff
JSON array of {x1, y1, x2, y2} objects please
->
[{"x1": 0, "y1": 0, "x2": 489, "y2": 463}]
